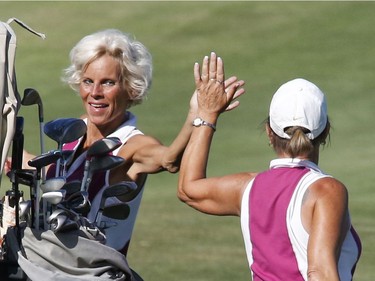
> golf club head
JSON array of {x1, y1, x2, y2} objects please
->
[
  {"x1": 42, "y1": 190, "x2": 67, "y2": 205},
  {"x1": 22, "y1": 88, "x2": 44, "y2": 119},
  {"x1": 99, "y1": 181, "x2": 138, "y2": 211},
  {"x1": 87, "y1": 137, "x2": 122, "y2": 158},
  {"x1": 22, "y1": 88, "x2": 42, "y2": 106},
  {"x1": 44, "y1": 118, "x2": 87, "y2": 144},
  {"x1": 90, "y1": 155, "x2": 125, "y2": 173},
  {"x1": 64, "y1": 191, "x2": 91, "y2": 216},
  {"x1": 19, "y1": 200, "x2": 32, "y2": 218},
  {"x1": 57, "y1": 218, "x2": 80, "y2": 233},
  {"x1": 103, "y1": 181, "x2": 138, "y2": 202},
  {"x1": 40, "y1": 176, "x2": 67, "y2": 192},
  {"x1": 28, "y1": 150, "x2": 62, "y2": 170},
  {"x1": 102, "y1": 203, "x2": 130, "y2": 220},
  {"x1": 49, "y1": 208, "x2": 80, "y2": 233},
  {"x1": 61, "y1": 180, "x2": 82, "y2": 197},
  {"x1": 47, "y1": 208, "x2": 66, "y2": 222},
  {"x1": 10, "y1": 169, "x2": 36, "y2": 186}
]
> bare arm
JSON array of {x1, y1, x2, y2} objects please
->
[
  {"x1": 305, "y1": 177, "x2": 350, "y2": 281},
  {"x1": 178, "y1": 52, "x2": 252, "y2": 216},
  {"x1": 126, "y1": 61, "x2": 245, "y2": 176},
  {"x1": 4, "y1": 150, "x2": 37, "y2": 175}
]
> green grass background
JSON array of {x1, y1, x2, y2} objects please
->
[{"x1": 1, "y1": 1, "x2": 374, "y2": 280}]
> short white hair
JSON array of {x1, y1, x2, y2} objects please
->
[{"x1": 62, "y1": 29, "x2": 152, "y2": 108}]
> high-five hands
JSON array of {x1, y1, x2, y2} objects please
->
[{"x1": 194, "y1": 52, "x2": 245, "y2": 117}]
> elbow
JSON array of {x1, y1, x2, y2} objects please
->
[
  {"x1": 177, "y1": 181, "x2": 195, "y2": 206},
  {"x1": 177, "y1": 183, "x2": 189, "y2": 203},
  {"x1": 307, "y1": 265, "x2": 339, "y2": 281}
]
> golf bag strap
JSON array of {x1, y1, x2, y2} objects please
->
[{"x1": 0, "y1": 18, "x2": 45, "y2": 175}]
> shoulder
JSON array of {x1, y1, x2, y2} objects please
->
[
  {"x1": 310, "y1": 177, "x2": 347, "y2": 198},
  {"x1": 117, "y1": 134, "x2": 163, "y2": 157},
  {"x1": 126, "y1": 134, "x2": 162, "y2": 146},
  {"x1": 307, "y1": 177, "x2": 348, "y2": 210}
]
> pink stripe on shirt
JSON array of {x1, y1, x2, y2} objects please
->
[{"x1": 249, "y1": 167, "x2": 308, "y2": 281}]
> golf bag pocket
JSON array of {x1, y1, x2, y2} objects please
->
[{"x1": 17, "y1": 227, "x2": 138, "y2": 281}]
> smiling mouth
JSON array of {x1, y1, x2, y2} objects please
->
[{"x1": 89, "y1": 103, "x2": 108, "y2": 108}]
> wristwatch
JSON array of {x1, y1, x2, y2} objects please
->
[{"x1": 192, "y1": 117, "x2": 216, "y2": 131}]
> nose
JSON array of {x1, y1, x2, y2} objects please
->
[{"x1": 90, "y1": 83, "x2": 103, "y2": 98}]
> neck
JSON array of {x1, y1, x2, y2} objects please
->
[
  {"x1": 277, "y1": 149, "x2": 319, "y2": 165},
  {"x1": 84, "y1": 113, "x2": 128, "y2": 147}
]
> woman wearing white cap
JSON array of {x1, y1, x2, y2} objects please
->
[{"x1": 178, "y1": 52, "x2": 362, "y2": 280}]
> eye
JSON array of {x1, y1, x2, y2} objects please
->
[
  {"x1": 82, "y1": 78, "x2": 93, "y2": 85},
  {"x1": 102, "y1": 80, "x2": 116, "y2": 87}
]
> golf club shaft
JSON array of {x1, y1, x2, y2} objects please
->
[{"x1": 40, "y1": 121, "x2": 46, "y2": 181}]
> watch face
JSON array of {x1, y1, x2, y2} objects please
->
[{"x1": 193, "y1": 118, "x2": 202, "y2": 126}]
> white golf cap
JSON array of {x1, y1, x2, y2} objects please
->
[{"x1": 269, "y1": 78, "x2": 328, "y2": 140}]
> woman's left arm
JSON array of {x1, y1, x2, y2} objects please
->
[{"x1": 306, "y1": 177, "x2": 350, "y2": 281}]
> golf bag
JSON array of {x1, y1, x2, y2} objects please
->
[{"x1": 0, "y1": 18, "x2": 141, "y2": 281}]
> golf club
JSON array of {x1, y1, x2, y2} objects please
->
[
  {"x1": 98, "y1": 203, "x2": 131, "y2": 229},
  {"x1": 28, "y1": 149, "x2": 62, "y2": 170},
  {"x1": 40, "y1": 177, "x2": 66, "y2": 193},
  {"x1": 102, "y1": 203, "x2": 130, "y2": 220},
  {"x1": 47, "y1": 208, "x2": 79, "y2": 233},
  {"x1": 40, "y1": 176, "x2": 66, "y2": 229},
  {"x1": 12, "y1": 169, "x2": 37, "y2": 227},
  {"x1": 22, "y1": 88, "x2": 45, "y2": 179},
  {"x1": 60, "y1": 180, "x2": 82, "y2": 197},
  {"x1": 79, "y1": 137, "x2": 122, "y2": 192},
  {"x1": 19, "y1": 200, "x2": 32, "y2": 225},
  {"x1": 28, "y1": 150, "x2": 64, "y2": 230},
  {"x1": 44, "y1": 118, "x2": 87, "y2": 177},
  {"x1": 95, "y1": 182, "x2": 137, "y2": 228},
  {"x1": 60, "y1": 149, "x2": 75, "y2": 177},
  {"x1": 62, "y1": 190, "x2": 91, "y2": 216},
  {"x1": 42, "y1": 190, "x2": 67, "y2": 206},
  {"x1": 80, "y1": 155, "x2": 124, "y2": 192}
]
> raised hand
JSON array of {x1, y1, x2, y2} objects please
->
[{"x1": 193, "y1": 52, "x2": 245, "y2": 117}]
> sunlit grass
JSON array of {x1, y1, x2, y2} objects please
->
[{"x1": 1, "y1": 2, "x2": 374, "y2": 280}]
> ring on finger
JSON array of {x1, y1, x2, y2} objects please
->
[{"x1": 209, "y1": 78, "x2": 216, "y2": 82}]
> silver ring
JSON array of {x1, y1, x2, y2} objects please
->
[{"x1": 209, "y1": 78, "x2": 216, "y2": 82}]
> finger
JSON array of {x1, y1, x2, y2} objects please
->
[
  {"x1": 226, "y1": 83, "x2": 241, "y2": 102},
  {"x1": 201, "y1": 55, "x2": 209, "y2": 82},
  {"x1": 223, "y1": 76, "x2": 237, "y2": 89},
  {"x1": 209, "y1": 52, "x2": 217, "y2": 80},
  {"x1": 233, "y1": 87, "x2": 246, "y2": 100},
  {"x1": 216, "y1": 57, "x2": 225, "y2": 85},
  {"x1": 225, "y1": 79, "x2": 244, "y2": 91},
  {"x1": 194, "y1": 62, "x2": 201, "y2": 87},
  {"x1": 225, "y1": 100, "x2": 240, "y2": 112},
  {"x1": 224, "y1": 76, "x2": 245, "y2": 89}
]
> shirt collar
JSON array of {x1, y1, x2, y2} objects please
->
[{"x1": 269, "y1": 158, "x2": 323, "y2": 173}]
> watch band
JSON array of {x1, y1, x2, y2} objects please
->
[{"x1": 193, "y1": 117, "x2": 216, "y2": 131}]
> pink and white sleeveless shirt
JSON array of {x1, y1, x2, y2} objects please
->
[{"x1": 240, "y1": 158, "x2": 361, "y2": 280}]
